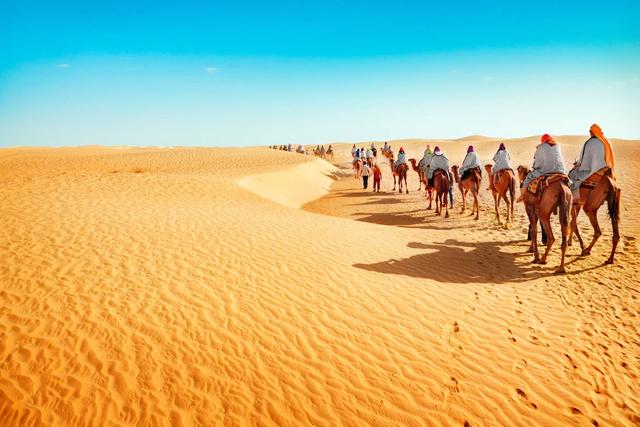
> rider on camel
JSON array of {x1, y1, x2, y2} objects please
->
[
  {"x1": 419, "y1": 145, "x2": 433, "y2": 176},
  {"x1": 518, "y1": 134, "x2": 566, "y2": 202},
  {"x1": 459, "y1": 145, "x2": 481, "y2": 180},
  {"x1": 392, "y1": 147, "x2": 408, "y2": 173},
  {"x1": 569, "y1": 123, "x2": 615, "y2": 200},
  {"x1": 490, "y1": 143, "x2": 512, "y2": 189}
]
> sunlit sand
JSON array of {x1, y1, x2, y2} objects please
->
[{"x1": 1, "y1": 136, "x2": 639, "y2": 425}]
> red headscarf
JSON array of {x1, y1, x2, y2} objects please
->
[{"x1": 541, "y1": 134, "x2": 556, "y2": 146}]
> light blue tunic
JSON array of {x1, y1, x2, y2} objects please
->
[
  {"x1": 460, "y1": 152, "x2": 481, "y2": 175},
  {"x1": 522, "y1": 143, "x2": 566, "y2": 188},
  {"x1": 428, "y1": 153, "x2": 450, "y2": 179},
  {"x1": 419, "y1": 150, "x2": 433, "y2": 173},
  {"x1": 492, "y1": 149, "x2": 512, "y2": 173},
  {"x1": 393, "y1": 152, "x2": 408, "y2": 169},
  {"x1": 568, "y1": 137, "x2": 607, "y2": 193}
]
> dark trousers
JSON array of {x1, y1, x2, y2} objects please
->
[
  {"x1": 363, "y1": 176, "x2": 369, "y2": 189},
  {"x1": 373, "y1": 177, "x2": 380, "y2": 191}
]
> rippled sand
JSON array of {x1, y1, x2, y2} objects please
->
[{"x1": 1, "y1": 137, "x2": 638, "y2": 425}]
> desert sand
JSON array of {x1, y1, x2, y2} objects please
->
[{"x1": 1, "y1": 136, "x2": 639, "y2": 426}]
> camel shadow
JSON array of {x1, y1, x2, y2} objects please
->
[{"x1": 354, "y1": 239, "x2": 543, "y2": 283}]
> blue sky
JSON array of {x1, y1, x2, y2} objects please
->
[{"x1": 1, "y1": 1, "x2": 639, "y2": 147}]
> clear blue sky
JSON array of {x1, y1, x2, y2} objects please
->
[{"x1": 1, "y1": 0, "x2": 639, "y2": 147}]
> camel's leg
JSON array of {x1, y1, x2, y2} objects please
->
[
  {"x1": 460, "y1": 187, "x2": 466, "y2": 214},
  {"x1": 606, "y1": 214, "x2": 620, "y2": 265},
  {"x1": 605, "y1": 186, "x2": 621, "y2": 265},
  {"x1": 393, "y1": 175, "x2": 397, "y2": 191},
  {"x1": 526, "y1": 206, "x2": 538, "y2": 258},
  {"x1": 582, "y1": 209, "x2": 601, "y2": 256},
  {"x1": 445, "y1": 191, "x2": 450, "y2": 218},
  {"x1": 474, "y1": 191, "x2": 479, "y2": 220},
  {"x1": 501, "y1": 193, "x2": 510, "y2": 223},
  {"x1": 405, "y1": 177, "x2": 409, "y2": 194},
  {"x1": 557, "y1": 196, "x2": 571, "y2": 274},
  {"x1": 570, "y1": 205, "x2": 585, "y2": 250},
  {"x1": 539, "y1": 214, "x2": 555, "y2": 265},
  {"x1": 494, "y1": 191, "x2": 501, "y2": 223},
  {"x1": 428, "y1": 189, "x2": 433, "y2": 210}
]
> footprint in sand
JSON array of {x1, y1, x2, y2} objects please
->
[
  {"x1": 447, "y1": 376, "x2": 459, "y2": 393},
  {"x1": 515, "y1": 388, "x2": 538, "y2": 409},
  {"x1": 513, "y1": 359, "x2": 527, "y2": 372},
  {"x1": 453, "y1": 322, "x2": 460, "y2": 333}
]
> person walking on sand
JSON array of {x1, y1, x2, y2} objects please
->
[
  {"x1": 517, "y1": 133, "x2": 566, "y2": 202},
  {"x1": 362, "y1": 162, "x2": 371, "y2": 189},
  {"x1": 372, "y1": 163, "x2": 382, "y2": 192},
  {"x1": 568, "y1": 123, "x2": 615, "y2": 199}
]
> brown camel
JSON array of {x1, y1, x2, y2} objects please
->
[
  {"x1": 568, "y1": 168, "x2": 621, "y2": 264},
  {"x1": 388, "y1": 156, "x2": 408, "y2": 193},
  {"x1": 353, "y1": 158, "x2": 362, "y2": 179},
  {"x1": 517, "y1": 166, "x2": 572, "y2": 273},
  {"x1": 432, "y1": 169, "x2": 450, "y2": 218},
  {"x1": 451, "y1": 165, "x2": 481, "y2": 220},
  {"x1": 326, "y1": 148, "x2": 334, "y2": 161},
  {"x1": 484, "y1": 164, "x2": 516, "y2": 224},
  {"x1": 409, "y1": 158, "x2": 434, "y2": 209}
]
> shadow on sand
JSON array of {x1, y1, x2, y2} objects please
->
[{"x1": 354, "y1": 239, "x2": 544, "y2": 283}]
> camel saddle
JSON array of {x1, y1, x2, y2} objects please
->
[
  {"x1": 490, "y1": 168, "x2": 513, "y2": 191},
  {"x1": 581, "y1": 167, "x2": 613, "y2": 189},
  {"x1": 527, "y1": 173, "x2": 569, "y2": 198},
  {"x1": 461, "y1": 166, "x2": 481, "y2": 181}
]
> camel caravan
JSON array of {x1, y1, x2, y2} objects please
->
[
  {"x1": 269, "y1": 124, "x2": 620, "y2": 273},
  {"x1": 341, "y1": 125, "x2": 621, "y2": 273}
]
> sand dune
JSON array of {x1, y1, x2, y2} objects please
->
[{"x1": 1, "y1": 137, "x2": 639, "y2": 426}]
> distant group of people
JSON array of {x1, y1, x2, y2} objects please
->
[
  {"x1": 351, "y1": 143, "x2": 377, "y2": 166},
  {"x1": 270, "y1": 144, "x2": 297, "y2": 152},
  {"x1": 347, "y1": 123, "x2": 614, "y2": 209}
]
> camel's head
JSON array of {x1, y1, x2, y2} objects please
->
[
  {"x1": 516, "y1": 165, "x2": 529, "y2": 182},
  {"x1": 451, "y1": 165, "x2": 460, "y2": 182},
  {"x1": 484, "y1": 164, "x2": 493, "y2": 173}
]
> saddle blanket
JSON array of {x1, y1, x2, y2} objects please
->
[
  {"x1": 581, "y1": 167, "x2": 613, "y2": 189},
  {"x1": 527, "y1": 173, "x2": 568, "y2": 196}
]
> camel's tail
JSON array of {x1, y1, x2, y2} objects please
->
[
  {"x1": 606, "y1": 177, "x2": 621, "y2": 221},
  {"x1": 558, "y1": 184, "x2": 572, "y2": 236},
  {"x1": 508, "y1": 173, "x2": 516, "y2": 201}
]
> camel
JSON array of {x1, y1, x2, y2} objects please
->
[
  {"x1": 388, "y1": 155, "x2": 408, "y2": 194},
  {"x1": 408, "y1": 159, "x2": 425, "y2": 190},
  {"x1": 353, "y1": 158, "x2": 363, "y2": 179},
  {"x1": 432, "y1": 169, "x2": 450, "y2": 218},
  {"x1": 484, "y1": 164, "x2": 516, "y2": 224},
  {"x1": 517, "y1": 166, "x2": 572, "y2": 273},
  {"x1": 408, "y1": 158, "x2": 434, "y2": 209},
  {"x1": 568, "y1": 168, "x2": 621, "y2": 264},
  {"x1": 451, "y1": 165, "x2": 481, "y2": 220},
  {"x1": 326, "y1": 148, "x2": 334, "y2": 161}
]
